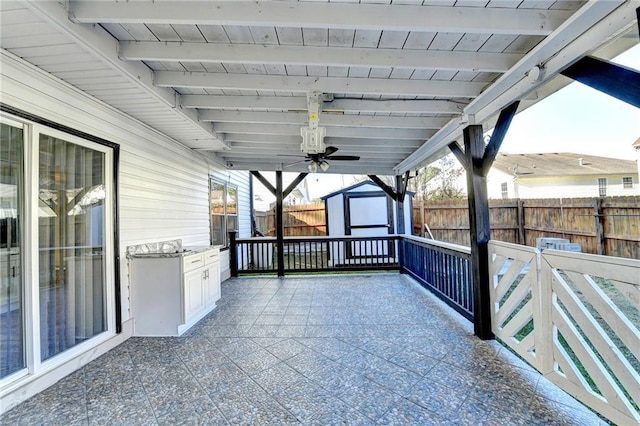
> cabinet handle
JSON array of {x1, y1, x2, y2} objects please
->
[
  {"x1": 11, "y1": 266, "x2": 16, "y2": 278},
  {"x1": 191, "y1": 259, "x2": 201, "y2": 264}
]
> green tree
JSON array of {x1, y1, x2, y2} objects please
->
[{"x1": 411, "y1": 155, "x2": 465, "y2": 201}]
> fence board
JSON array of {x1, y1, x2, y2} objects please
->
[{"x1": 412, "y1": 196, "x2": 639, "y2": 259}]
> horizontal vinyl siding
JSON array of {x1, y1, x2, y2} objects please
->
[
  {"x1": 0, "y1": 51, "x2": 239, "y2": 323},
  {"x1": 229, "y1": 170, "x2": 252, "y2": 238}
]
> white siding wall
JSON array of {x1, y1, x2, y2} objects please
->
[
  {"x1": 0, "y1": 50, "x2": 249, "y2": 320},
  {"x1": 326, "y1": 196, "x2": 345, "y2": 236},
  {"x1": 487, "y1": 170, "x2": 639, "y2": 199}
]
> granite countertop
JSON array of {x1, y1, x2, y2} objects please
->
[{"x1": 126, "y1": 239, "x2": 218, "y2": 259}]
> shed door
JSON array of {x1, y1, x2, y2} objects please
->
[{"x1": 344, "y1": 192, "x2": 394, "y2": 257}]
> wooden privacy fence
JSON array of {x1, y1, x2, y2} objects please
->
[
  {"x1": 413, "y1": 196, "x2": 640, "y2": 259},
  {"x1": 255, "y1": 204, "x2": 326, "y2": 237}
]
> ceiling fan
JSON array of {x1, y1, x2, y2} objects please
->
[{"x1": 283, "y1": 146, "x2": 360, "y2": 172}]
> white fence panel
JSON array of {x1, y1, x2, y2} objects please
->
[
  {"x1": 489, "y1": 241, "x2": 542, "y2": 371},
  {"x1": 489, "y1": 241, "x2": 640, "y2": 425}
]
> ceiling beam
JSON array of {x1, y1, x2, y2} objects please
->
[
  {"x1": 224, "y1": 161, "x2": 397, "y2": 175},
  {"x1": 70, "y1": 1, "x2": 570, "y2": 36},
  {"x1": 25, "y1": 1, "x2": 228, "y2": 149},
  {"x1": 223, "y1": 134, "x2": 423, "y2": 148},
  {"x1": 199, "y1": 111, "x2": 450, "y2": 129},
  {"x1": 394, "y1": 0, "x2": 631, "y2": 174},
  {"x1": 156, "y1": 72, "x2": 485, "y2": 98},
  {"x1": 181, "y1": 95, "x2": 466, "y2": 114},
  {"x1": 215, "y1": 123, "x2": 434, "y2": 139},
  {"x1": 120, "y1": 41, "x2": 522, "y2": 73}
]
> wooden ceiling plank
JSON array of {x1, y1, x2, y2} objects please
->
[
  {"x1": 154, "y1": 71, "x2": 485, "y2": 97},
  {"x1": 70, "y1": 1, "x2": 570, "y2": 36}
]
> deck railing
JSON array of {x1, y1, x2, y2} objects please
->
[
  {"x1": 231, "y1": 235, "x2": 401, "y2": 275},
  {"x1": 400, "y1": 235, "x2": 473, "y2": 320},
  {"x1": 489, "y1": 240, "x2": 640, "y2": 425},
  {"x1": 230, "y1": 233, "x2": 473, "y2": 319}
]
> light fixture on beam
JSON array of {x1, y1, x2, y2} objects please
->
[
  {"x1": 308, "y1": 161, "x2": 318, "y2": 173},
  {"x1": 300, "y1": 92, "x2": 326, "y2": 154},
  {"x1": 320, "y1": 161, "x2": 330, "y2": 171}
]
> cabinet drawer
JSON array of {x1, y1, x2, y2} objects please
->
[
  {"x1": 203, "y1": 248, "x2": 220, "y2": 265},
  {"x1": 183, "y1": 253, "x2": 205, "y2": 272}
]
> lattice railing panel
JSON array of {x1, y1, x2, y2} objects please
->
[
  {"x1": 489, "y1": 241, "x2": 541, "y2": 370},
  {"x1": 489, "y1": 241, "x2": 640, "y2": 425},
  {"x1": 543, "y1": 252, "x2": 640, "y2": 425}
]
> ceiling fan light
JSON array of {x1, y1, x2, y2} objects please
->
[
  {"x1": 320, "y1": 161, "x2": 330, "y2": 171},
  {"x1": 308, "y1": 161, "x2": 318, "y2": 173}
]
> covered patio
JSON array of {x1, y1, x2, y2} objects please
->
[{"x1": 0, "y1": 274, "x2": 603, "y2": 425}]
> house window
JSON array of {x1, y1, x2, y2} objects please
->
[
  {"x1": 501, "y1": 182, "x2": 508, "y2": 199},
  {"x1": 622, "y1": 177, "x2": 633, "y2": 189},
  {"x1": 1, "y1": 113, "x2": 116, "y2": 381},
  {"x1": 598, "y1": 178, "x2": 607, "y2": 197},
  {"x1": 210, "y1": 179, "x2": 237, "y2": 247}
]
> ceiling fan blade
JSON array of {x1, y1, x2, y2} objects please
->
[
  {"x1": 324, "y1": 146, "x2": 339, "y2": 156},
  {"x1": 283, "y1": 159, "x2": 308, "y2": 168},
  {"x1": 326, "y1": 155, "x2": 360, "y2": 161}
]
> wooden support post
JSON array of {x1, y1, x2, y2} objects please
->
[
  {"x1": 229, "y1": 231, "x2": 238, "y2": 277},
  {"x1": 595, "y1": 198, "x2": 605, "y2": 256},
  {"x1": 464, "y1": 125, "x2": 494, "y2": 340},
  {"x1": 395, "y1": 175, "x2": 406, "y2": 235},
  {"x1": 517, "y1": 199, "x2": 525, "y2": 245},
  {"x1": 420, "y1": 199, "x2": 425, "y2": 237},
  {"x1": 275, "y1": 171, "x2": 285, "y2": 277}
]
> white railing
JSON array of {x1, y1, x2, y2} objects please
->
[{"x1": 489, "y1": 240, "x2": 639, "y2": 425}]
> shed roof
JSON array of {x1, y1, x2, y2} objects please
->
[
  {"x1": 492, "y1": 152, "x2": 637, "y2": 178},
  {"x1": 321, "y1": 181, "x2": 380, "y2": 200},
  {"x1": 321, "y1": 180, "x2": 414, "y2": 200}
]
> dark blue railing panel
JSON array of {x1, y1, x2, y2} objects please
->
[
  {"x1": 233, "y1": 235, "x2": 401, "y2": 275},
  {"x1": 400, "y1": 236, "x2": 473, "y2": 321}
]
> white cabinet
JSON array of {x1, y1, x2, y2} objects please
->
[
  {"x1": 203, "y1": 249, "x2": 221, "y2": 308},
  {"x1": 184, "y1": 268, "x2": 206, "y2": 323},
  {"x1": 129, "y1": 246, "x2": 220, "y2": 336}
]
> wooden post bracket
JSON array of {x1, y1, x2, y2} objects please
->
[
  {"x1": 251, "y1": 171, "x2": 308, "y2": 198},
  {"x1": 448, "y1": 100, "x2": 520, "y2": 175},
  {"x1": 561, "y1": 56, "x2": 640, "y2": 109},
  {"x1": 368, "y1": 171, "x2": 410, "y2": 202}
]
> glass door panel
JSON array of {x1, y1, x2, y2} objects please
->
[
  {"x1": 0, "y1": 122, "x2": 25, "y2": 378},
  {"x1": 39, "y1": 133, "x2": 106, "y2": 361}
]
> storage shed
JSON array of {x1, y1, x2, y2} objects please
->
[{"x1": 321, "y1": 181, "x2": 413, "y2": 265}]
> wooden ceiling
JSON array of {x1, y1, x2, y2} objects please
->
[{"x1": 2, "y1": 1, "x2": 638, "y2": 175}]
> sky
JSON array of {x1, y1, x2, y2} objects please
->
[
  {"x1": 254, "y1": 43, "x2": 640, "y2": 208},
  {"x1": 499, "y1": 44, "x2": 640, "y2": 160}
]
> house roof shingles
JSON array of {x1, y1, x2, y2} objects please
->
[{"x1": 492, "y1": 153, "x2": 637, "y2": 178}]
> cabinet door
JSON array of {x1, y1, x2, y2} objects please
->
[
  {"x1": 184, "y1": 269, "x2": 205, "y2": 321},
  {"x1": 204, "y1": 262, "x2": 221, "y2": 307}
]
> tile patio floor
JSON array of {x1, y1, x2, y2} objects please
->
[{"x1": 1, "y1": 273, "x2": 605, "y2": 425}]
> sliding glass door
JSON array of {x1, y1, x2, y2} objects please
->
[
  {"x1": 38, "y1": 133, "x2": 107, "y2": 360},
  {"x1": 0, "y1": 112, "x2": 115, "y2": 384},
  {"x1": 0, "y1": 121, "x2": 24, "y2": 379}
]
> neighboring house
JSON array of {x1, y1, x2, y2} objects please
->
[
  {"x1": 284, "y1": 188, "x2": 310, "y2": 206},
  {"x1": 488, "y1": 153, "x2": 639, "y2": 199},
  {"x1": 633, "y1": 137, "x2": 640, "y2": 180}
]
